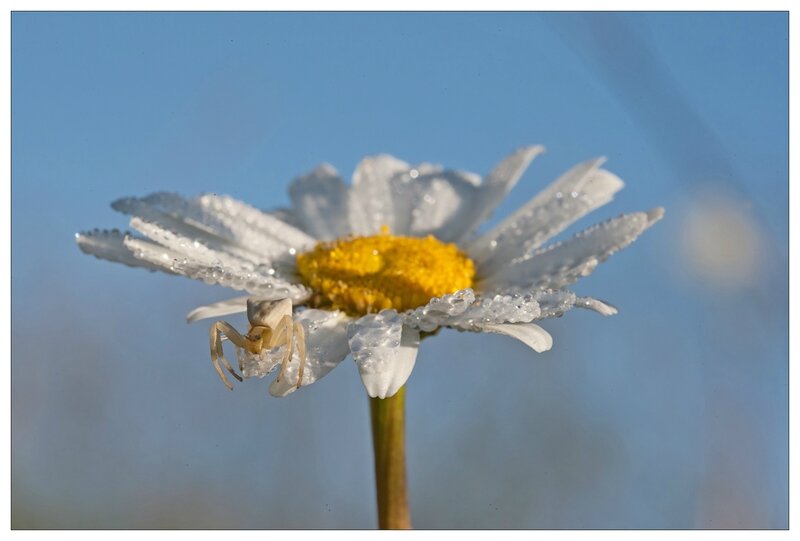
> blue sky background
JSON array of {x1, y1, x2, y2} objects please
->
[{"x1": 12, "y1": 12, "x2": 787, "y2": 528}]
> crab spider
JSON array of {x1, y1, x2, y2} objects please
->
[{"x1": 209, "y1": 298, "x2": 306, "y2": 391}]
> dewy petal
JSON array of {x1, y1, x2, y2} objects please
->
[
  {"x1": 112, "y1": 193, "x2": 303, "y2": 265},
  {"x1": 468, "y1": 158, "x2": 625, "y2": 273},
  {"x1": 479, "y1": 288, "x2": 617, "y2": 320},
  {"x1": 122, "y1": 234, "x2": 311, "y2": 301},
  {"x1": 76, "y1": 226, "x2": 303, "y2": 302},
  {"x1": 481, "y1": 323, "x2": 554, "y2": 353},
  {"x1": 268, "y1": 309, "x2": 352, "y2": 397},
  {"x1": 400, "y1": 289, "x2": 476, "y2": 332},
  {"x1": 348, "y1": 154, "x2": 411, "y2": 235},
  {"x1": 452, "y1": 145, "x2": 545, "y2": 243},
  {"x1": 186, "y1": 296, "x2": 250, "y2": 323},
  {"x1": 400, "y1": 289, "x2": 542, "y2": 332},
  {"x1": 347, "y1": 311, "x2": 421, "y2": 399},
  {"x1": 126, "y1": 216, "x2": 305, "y2": 289},
  {"x1": 445, "y1": 292, "x2": 541, "y2": 331},
  {"x1": 197, "y1": 193, "x2": 317, "y2": 254},
  {"x1": 289, "y1": 164, "x2": 353, "y2": 240},
  {"x1": 112, "y1": 194, "x2": 267, "y2": 264},
  {"x1": 530, "y1": 289, "x2": 578, "y2": 319},
  {"x1": 481, "y1": 209, "x2": 664, "y2": 291},
  {"x1": 75, "y1": 229, "x2": 176, "y2": 274},
  {"x1": 129, "y1": 217, "x2": 263, "y2": 273}
]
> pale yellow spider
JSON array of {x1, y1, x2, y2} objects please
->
[{"x1": 209, "y1": 298, "x2": 306, "y2": 391}]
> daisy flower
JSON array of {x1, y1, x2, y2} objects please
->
[{"x1": 76, "y1": 146, "x2": 662, "y2": 400}]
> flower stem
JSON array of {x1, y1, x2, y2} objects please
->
[{"x1": 369, "y1": 386, "x2": 411, "y2": 529}]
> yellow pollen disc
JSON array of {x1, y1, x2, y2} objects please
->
[{"x1": 296, "y1": 229, "x2": 476, "y2": 315}]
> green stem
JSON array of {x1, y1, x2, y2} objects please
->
[{"x1": 370, "y1": 386, "x2": 412, "y2": 529}]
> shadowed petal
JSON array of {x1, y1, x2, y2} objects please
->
[
  {"x1": 289, "y1": 164, "x2": 352, "y2": 240},
  {"x1": 349, "y1": 154, "x2": 411, "y2": 235},
  {"x1": 394, "y1": 168, "x2": 482, "y2": 240}
]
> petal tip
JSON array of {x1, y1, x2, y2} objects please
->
[
  {"x1": 110, "y1": 196, "x2": 134, "y2": 213},
  {"x1": 268, "y1": 383, "x2": 294, "y2": 398},
  {"x1": 576, "y1": 296, "x2": 619, "y2": 316},
  {"x1": 523, "y1": 144, "x2": 546, "y2": 156},
  {"x1": 361, "y1": 376, "x2": 390, "y2": 399},
  {"x1": 366, "y1": 386, "x2": 403, "y2": 400},
  {"x1": 647, "y1": 207, "x2": 666, "y2": 224},
  {"x1": 533, "y1": 331, "x2": 554, "y2": 353}
]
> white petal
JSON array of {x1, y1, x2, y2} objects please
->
[
  {"x1": 452, "y1": 145, "x2": 545, "y2": 243},
  {"x1": 481, "y1": 209, "x2": 664, "y2": 291},
  {"x1": 575, "y1": 296, "x2": 618, "y2": 316},
  {"x1": 468, "y1": 158, "x2": 624, "y2": 272},
  {"x1": 127, "y1": 216, "x2": 305, "y2": 291},
  {"x1": 122, "y1": 234, "x2": 311, "y2": 301},
  {"x1": 129, "y1": 217, "x2": 260, "y2": 272},
  {"x1": 481, "y1": 323, "x2": 553, "y2": 353},
  {"x1": 268, "y1": 309, "x2": 352, "y2": 397},
  {"x1": 75, "y1": 229, "x2": 174, "y2": 274},
  {"x1": 347, "y1": 311, "x2": 420, "y2": 399},
  {"x1": 349, "y1": 154, "x2": 411, "y2": 235},
  {"x1": 288, "y1": 164, "x2": 352, "y2": 240},
  {"x1": 112, "y1": 193, "x2": 290, "y2": 264},
  {"x1": 186, "y1": 296, "x2": 250, "y2": 323}
]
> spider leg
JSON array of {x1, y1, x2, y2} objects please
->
[
  {"x1": 209, "y1": 321, "x2": 246, "y2": 390},
  {"x1": 294, "y1": 321, "x2": 307, "y2": 389},
  {"x1": 272, "y1": 315, "x2": 295, "y2": 384}
]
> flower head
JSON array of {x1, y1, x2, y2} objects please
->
[{"x1": 76, "y1": 146, "x2": 662, "y2": 399}]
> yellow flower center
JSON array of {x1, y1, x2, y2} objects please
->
[{"x1": 296, "y1": 228, "x2": 475, "y2": 315}]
